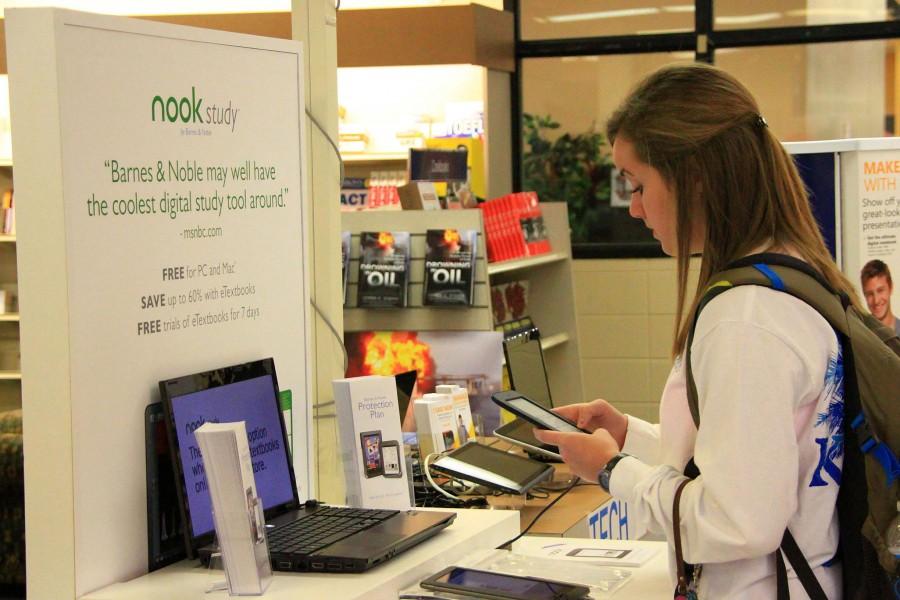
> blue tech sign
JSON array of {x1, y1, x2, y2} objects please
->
[{"x1": 587, "y1": 499, "x2": 629, "y2": 540}]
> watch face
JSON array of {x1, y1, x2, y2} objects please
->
[{"x1": 599, "y1": 470, "x2": 611, "y2": 492}]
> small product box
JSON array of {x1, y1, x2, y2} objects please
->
[
  {"x1": 413, "y1": 392, "x2": 456, "y2": 458},
  {"x1": 332, "y1": 375, "x2": 411, "y2": 510},
  {"x1": 435, "y1": 384, "x2": 475, "y2": 447},
  {"x1": 194, "y1": 421, "x2": 272, "y2": 596}
]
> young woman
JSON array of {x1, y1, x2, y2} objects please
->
[{"x1": 535, "y1": 63, "x2": 859, "y2": 598}]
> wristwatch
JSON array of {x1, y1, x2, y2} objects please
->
[{"x1": 598, "y1": 452, "x2": 630, "y2": 493}]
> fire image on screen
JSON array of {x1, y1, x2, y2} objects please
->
[{"x1": 171, "y1": 375, "x2": 294, "y2": 538}]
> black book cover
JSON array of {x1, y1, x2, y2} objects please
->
[
  {"x1": 422, "y1": 228, "x2": 478, "y2": 306},
  {"x1": 356, "y1": 231, "x2": 410, "y2": 308},
  {"x1": 341, "y1": 231, "x2": 351, "y2": 306}
]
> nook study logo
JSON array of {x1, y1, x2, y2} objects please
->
[{"x1": 151, "y1": 87, "x2": 240, "y2": 133}]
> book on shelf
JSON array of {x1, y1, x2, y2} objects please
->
[
  {"x1": 194, "y1": 421, "x2": 272, "y2": 596},
  {"x1": 479, "y1": 192, "x2": 551, "y2": 263},
  {"x1": 422, "y1": 228, "x2": 478, "y2": 307},
  {"x1": 341, "y1": 177, "x2": 369, "y2": 212},
  {"x1": 332, "y1": 375, "x2": 411, "y2": 509},
  {"x1": 356, "y1": 231, "x2": 410, "y2": 308},
  {"x1": 341, "y1": 231, "x2": 351, "y2": 307},
  {"x1": 1, "y1": 190, "x2": 14, "y2": 236},
  {"x1": 490, "y1": 280, "x2": 529, "y2": 327}
]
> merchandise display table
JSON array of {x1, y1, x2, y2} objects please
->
[{"x1": 79, "y1": 508, "x2": 518, "y2": 600}]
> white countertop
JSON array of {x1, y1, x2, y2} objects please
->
[{"x1": 80, "y1": 508, "x2": 519, "y2": 600}]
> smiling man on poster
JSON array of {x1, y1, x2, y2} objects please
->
[{"x1": 860, "y1": 259, "x2": 900, "y2": 334}]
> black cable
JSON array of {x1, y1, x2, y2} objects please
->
[
  {"x1": 496, "y1": 476, "x2": 581, "y2": 550},
  {"x1": 525, "y1": 488, "x2": 550, "y2": 500}
]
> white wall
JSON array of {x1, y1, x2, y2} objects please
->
[{"x1": 574, "y1": 258, "x2": 699, "y2": 422}]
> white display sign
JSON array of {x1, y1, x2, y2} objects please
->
[
  {"x1": 7, "y1": 9, "x2": 312, "y2": 595},
  {"x1": 842, "y1": 146, "x2": 900, "y2": 330}
]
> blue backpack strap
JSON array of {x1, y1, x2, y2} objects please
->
[{"x1": 751, "y1": 263, "x2": 785, "y2": 291}]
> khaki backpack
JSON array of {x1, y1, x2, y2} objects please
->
[{"x1": 681, "y1": 253, "x2": 900, "y2": 599}]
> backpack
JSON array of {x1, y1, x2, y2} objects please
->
[{"x1": 679, "y1": 253, "x2": 900, "y2": 600}]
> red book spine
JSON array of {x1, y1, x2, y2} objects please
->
[
  {"x1": 481, "y1": 202, "x2": 497, "y2": 262},
  {"x1": 500, "y1": 195, "x2": 519, "y2": 260}
]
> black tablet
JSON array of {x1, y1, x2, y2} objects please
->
[
  {"x1": 491, "y1": 391, "x2": 588, "y2": 434},
  {"x1": 430, "y1": 442, "x2": 554, "y2": 495},
  {"x1": 420, "y1": 566, "x2": 590, "y2": 600}
]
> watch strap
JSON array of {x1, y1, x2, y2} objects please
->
[{"x1": 598, "y1": 452, "x2": 630, "y2": 491}]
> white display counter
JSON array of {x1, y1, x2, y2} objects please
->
[{"x1": 80, "y1": 508, "x2": 518, "y2": 600}]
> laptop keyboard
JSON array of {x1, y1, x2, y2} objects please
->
[{"x1": 267, "y1": 506, "x2": 400, "y2": 556}]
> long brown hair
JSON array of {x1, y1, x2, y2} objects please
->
[{"x1": 606, "y1": 63, "x2": 860, "y2": 357}]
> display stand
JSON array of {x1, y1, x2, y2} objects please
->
[
  {"x1": 342, "y1": 209, "x2": 492, "y2": 332},
  {"x1": 0, "y1": 164, "x2": 17, "y2": 413},
  {"x1": 342, "y1": 203, "x2": 584, "y2": 406}
]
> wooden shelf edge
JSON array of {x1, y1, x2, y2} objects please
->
[
  {"x1": 0, "y1": 235, "x2": 15, "y2": 243},
  {"x1": 540, "y1": 332, "x2": 569, "y2": 351},
  {"x1": 341, "y1": 152, "x2": 408, "y2": 164},
  {"x1": 487, "y1": 251, "x2": 568, "y2": 275},
  {"x1": 0, "y1": 371, "x2": 21, "y2": 380},
  {"x1": 337, "y1": 5, "x2": 514, "y2": 71},
  {"x1": 0, "y1": 313, "x2": 19, "y2": 321}
]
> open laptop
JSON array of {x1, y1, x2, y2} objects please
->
[
  {"x1": 159, "y1": 358, "x2": 456, "y2": 573},
  {"x1": 493, "y1": 329, "x2": 563, "y2": 460}
]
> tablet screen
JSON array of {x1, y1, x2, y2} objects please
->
[
  {"x1": 432, "y1": 442, "x2": 552, "y2": 494},
  {"x1": 507, "y1": 397, "x2": 582, "y2": 433}
]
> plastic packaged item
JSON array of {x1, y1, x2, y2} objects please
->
[{"x1": 400, "y1": 549, "x2": 632, "y2": 599}]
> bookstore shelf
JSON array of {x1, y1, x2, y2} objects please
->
[
  {"x1": 0, "y1": 161, "x2": 19, "y2": 413},
  {"x1": 486, "y1": 251, "x2": 568, "y2": 276},
  {"x1": 540, "y1": 331, "x2": 569, "y2": 351},
  {"x1": 342, "y1": 203, "x2": 584, "y2": 407}
]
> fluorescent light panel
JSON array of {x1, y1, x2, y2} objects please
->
[
  {"x1": 714, "y1": 12, "x2": 781, "y2": 26},
  {"x1": 546, "y1": 7, "x2": 660, "y2": 24}
]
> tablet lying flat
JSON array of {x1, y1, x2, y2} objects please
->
[
  {"x1": 493, "y1": 419, "x2": 562, "y2": 461},
  {"x1": 430, "y1": 442, "x2": 554, "y2": 495}
]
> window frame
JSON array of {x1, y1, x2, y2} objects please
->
[{"x1": 510, "y1": 0, "x2": 900, "y2": 258}]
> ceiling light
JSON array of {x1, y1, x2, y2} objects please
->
[
  {"x1": 784, "y1": 8, "x2": 886, "y2": 19},
  {"x1": 715, "y1": 12, "x2": 782, "y2": 26},
  {"x1": 546, "y1": 7, "x2": 660, "y2": 24},
  {"x1": 661, "y1": 5, "x2": 694, "y2": 14}
]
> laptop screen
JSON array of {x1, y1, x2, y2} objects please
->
[{"x1": 161, "y1": 358, "x2": 297, "y2": 546}]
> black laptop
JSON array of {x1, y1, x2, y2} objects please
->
[
  {"x1": 159, "y1": 358, "x2": 456, "y2": 573},
  {"x1": 493, "y1": 329, "x2": 562, "y2": 460}
]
